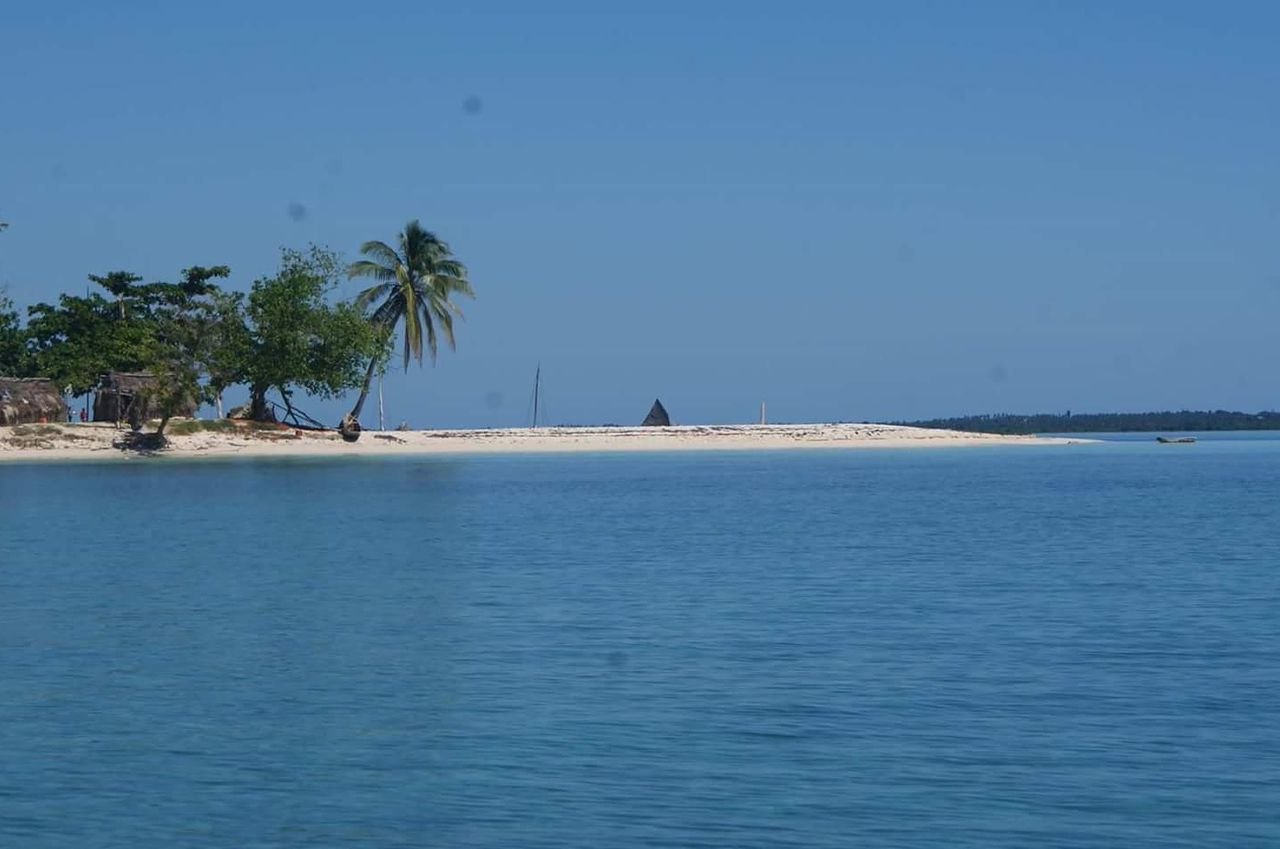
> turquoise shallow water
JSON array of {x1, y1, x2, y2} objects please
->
[{"x1": 2, "y1": 440, "x2": 1278, "y2": 848}]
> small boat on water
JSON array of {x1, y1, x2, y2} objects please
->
[{"x1": 1156, "y1": 436, "x2": 1196, "y2": 444}]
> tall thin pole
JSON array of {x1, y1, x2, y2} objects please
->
[
  {"x1": 760, "y1": 401, "x2": 766, "y2": 425},
  {"x1": 532, "y1": 364, "x2": 541, "y2": 428}
]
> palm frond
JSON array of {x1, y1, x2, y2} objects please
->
[
  {"x1": 420, "y1": 299, "x2": 439, "y2": 361},
  {"x1": 352, "y1": 220, "x2": 474, "y2": 372},
  {"x1": 371, "y1": 292, "x2": 404, "y2": 329},
  {"x1": 402, "y1": 281, "x2": 422, "y2": 368},
  {"x1": 432, "y1": 301, "x2": 456, "y2": 350},
  {"x1": 401, "y1": 221, "x2": 432, "y2": 262},
  {"x1": 433, "y1": 273, "x2": 474, "y2": 299},
  {"x1": 354, "y1": 240, "x2": 403, "y2": 272},
  {"x1": 434, "y1": 259, "x2": 468, "y2": 279},
  {"x1": 347, "y1": 259, "x2": 398, "y2": 283},
  {"x1": 354, "y1": 282, "x2": 395, "y2": 311}
]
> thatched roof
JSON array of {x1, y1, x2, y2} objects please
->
[
  {"x1": 642, "y1": 398, "x2": 671, "y2": 427},
  {"x1": 99, "y1": 371, "x2": 157, "y2": 394},
  {"x1": 94, "y1": 371, "x2": 197, "y2": 424},
  {"x1": 0, "y1": 377, "x2": 68, "y2": 426}
]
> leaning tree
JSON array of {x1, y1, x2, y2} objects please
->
[{"x1": 339, "y1": 220, "x2": 473, "y2": 441}]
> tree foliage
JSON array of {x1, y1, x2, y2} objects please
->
[
  {"x1": 349, "y1": 220, "x2": 473, "y2": 370},
  {"x1": 4, "y1": 234, "x2": 445, "y2": 438},
  {"x1": 26, "y1": 282, "x2": 154, "y2": 394},
  {"x1": 0, "y1": 293, "x2": 32, "y2": 376},
  {"x1": 905, "y1": 410, "x2": 1280, "y2": 434},
  {"x1": 22, "y1": 266, "x2": 235, "y2": 395},
  {"x1": 149, "y1": 267, "x2": 255, "y2": 432},
  {"x1": 241, "y1": 246, "x2": 381, "y2": 419},
  {"x1": 13, "y1": 249, "x2": 377, "y2": 426}
]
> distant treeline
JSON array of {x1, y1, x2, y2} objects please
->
[{"x1": 903, "y1": 410, "x2": 1280, "y2": 434}]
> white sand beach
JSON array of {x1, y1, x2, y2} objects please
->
[{"x1": 0, "y1": 421, "x2": 1085, "y2": 462}]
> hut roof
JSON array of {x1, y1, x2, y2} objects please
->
[
  {"x1": 100, "y1": 371, "x2": 157, "y2": 394},
  {"x1": 641, "y1": 398, "x2": 671, "y2": 427},
  {"x1": 0, "y1": 377, "x2": 67, "y2": 426},
  {"x1": 93, "y1": 371, "x2": 197, "y2": 423}
]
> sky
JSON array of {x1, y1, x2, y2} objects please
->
[{"x1": 2, "y1": 1, "x2": 1278, "y2": 427}]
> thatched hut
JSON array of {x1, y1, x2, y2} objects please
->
[
  {"x1": 93, "y1": 371, "x2": 196, "y2": 426},
  {"x1": 0, "y1": 378, "x2": 68, "y2": 426}
]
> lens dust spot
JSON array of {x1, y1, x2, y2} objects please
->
[
  {"x1": 286, "y1": 202, "x2": 308, "y2": 222},
  {"x1": 462, "y1": 95, "x2": 483, "y2": 116}
]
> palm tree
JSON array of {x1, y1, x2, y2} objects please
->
[{"x1": 340, "y1": 220, "x2": 473, "y2": 440}]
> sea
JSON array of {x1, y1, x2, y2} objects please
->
[{"x1": 1, "y1": 433, "x2": 1278, "y2": 848}]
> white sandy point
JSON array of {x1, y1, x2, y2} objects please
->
[{"x1": 0, "y1": 422, "x2": 1092, "y2": 462}]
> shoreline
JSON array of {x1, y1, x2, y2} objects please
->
[{"x1": 0, "y1": 421, "x2": 1088, "y2": 463}]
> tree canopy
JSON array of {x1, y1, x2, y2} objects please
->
[
  {"x1": 3, "y1": 222, "x2": 472, "y2": 441},
  {"x1": 240, "y1": 246, "x2": 381, "y2": 420},
  {"x1": 0, "y1": 294, "x2": 31, "y2": 377},
  {"x1": 905, "y1": 410, "x2": 1280, "y2": 434},
  {"x1": 349, "y1": 219, "x2": 473, "y2": 370},
  {"x1": 25, "y1": 275, "x2": 164, "y2": 394},
  {"x1": 6, "y1": 247, "x2": 380, "y2": 426}
]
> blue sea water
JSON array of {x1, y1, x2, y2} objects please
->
[{"x1": 1, "y1": 439, "x2": 1278, "y2": 848}]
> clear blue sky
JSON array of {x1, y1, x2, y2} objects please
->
[{"x1": 2, "y1": 1, "x2": 1277, "y2": 426}]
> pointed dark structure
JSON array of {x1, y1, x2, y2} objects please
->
[{"x1": 641, "y1": 398, "x2": 671, "y2": 427}]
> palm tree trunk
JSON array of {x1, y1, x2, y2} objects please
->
[
  {"x1": 339, "y1": 356, "x2": 379, "y2": 442},
  {"x1": 349, "y1": 356, "x2": 379, "y2": 420}
]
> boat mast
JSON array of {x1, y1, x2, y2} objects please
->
[{"x1": 532, "y1": 364, "x2": 541, "y2": 428}]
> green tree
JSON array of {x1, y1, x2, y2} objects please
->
[
  {"x1": 201, "y1": 289, "x2": 251, "y2": 418},
  {"x1": 144, "y1": 308, "x2": 215, "y2": 440},
  {"x1": 341, "y1": 220, "x2": 473, "y2": 439},
  {"x1": 88, "y1": 271, "x2": 143, "y2": 320},
  {"x1": 0, "y1": 293, "x2": 32, "y2": 376},
  {"x1": 23, "y1": 254, "x2": 377, "y2": 428},
  {"x1": 25, "y1": 268, "x2": 212, "y2": 395},
  {"x1": 142, "y1": 267, "x2": 245, "y2": 436},
  {"x1": 24, "y1": 267, "x2": 235, "y2": 398},
  {"x1": 26, "y1": 291, "x2": 150, "y2": 394},
  {"x1": 240, "y1": 246, "x2": 381, "y2": 422}
]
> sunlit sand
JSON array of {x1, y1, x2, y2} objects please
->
[{"x1": 0, "y1": 421, "x2": 1086, "y2": 462}]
